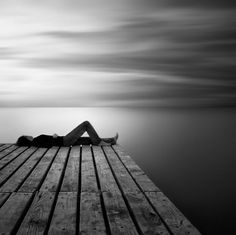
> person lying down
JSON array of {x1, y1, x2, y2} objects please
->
[{"x1": 16, "y1": 121, "x2": 118, "y2": 148}]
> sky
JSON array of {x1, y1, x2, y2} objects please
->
[{"x1": 0, "y1": 0, "x2": 236, "y2": 107}]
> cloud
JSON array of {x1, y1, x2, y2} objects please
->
[
  {"x1": 0, "y1": 47, "x2": 18, "y2": 60},
  {"x1": 28, "y1": 8, "x2": 236, "y2": 81},
  {"x1": 0, "y1": 1, "x2": 235, "y2": 107},
  {"x1": 140, "y1": 0, "x2": 236, "y2": 9}
]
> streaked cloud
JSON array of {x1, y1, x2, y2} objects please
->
[{"x1": 0, "y1": 0, "x2": 235, "y2": 107}]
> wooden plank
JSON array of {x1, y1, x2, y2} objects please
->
[
  {"x1": 146, "y1": 192, "x2": 201, "y2": 235},
  {"x1": 0, "y1": 192, "x2": 10, "y2": 207},
  {"x1": 0, "y1": 147, "x2": 37, "y2": 186},
  {"x1": 81, "y1": 145, "x2": 98, "y2": 192},
  {"x1": 103, "y1": 146, "x2": 140, "y2": 193},
  {"x1": 18, "y1": 147, "x2": 58, "y2": 192},
  {"x1": 40, "y1": 147, "x2": 69, "y2": 192},
  {"x1": 48, "y1": 192, "x2": 77, "y2": 235},
  {"x1": 103, "y1": 147, "x2": 170, "y2": 234},
  {"x1": 0, "y1": 145, "x2": 19, "y2": 160},
  {"x1": 125, "y1": 192, "x2": 170, "y2": 235},
  {"x1": 0, "y1": 192, "x2": 32, "y2": 234},
  {"x1": 61, "y1": 146, "x2": 80, "y2": 192},
  {"x1": 102, "y1": 191, "x2": 138, "y2": 235},
  {"x1": 92, "y1": 146, "x2": 120, "y2": 193},
  {"x1": 0, "y1": 148, "x2": 47, "y2": 192},
  {"x1": 80, "y1": 192, "x2": 106, "y2": 235},
  {"x1": 0, "y1": 146, "x2": 28, "y2": 170},
  {"x1": 0, "y1": 144, "x2": 12, "y2": 152},
  {"x1": 113, "y1": 145, "x2": 160, "y2": 192},
  {"x1": 17, "y1": 191, "x2": 55, "y2": 235}
]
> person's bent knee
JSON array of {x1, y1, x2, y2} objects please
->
[{"x1": 83, "y1": 120, "x2": 90, "y2": 126}]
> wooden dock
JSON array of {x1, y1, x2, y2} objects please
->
[{"x1": 0, "y1": 143, "x2": 201, "y2": 234}]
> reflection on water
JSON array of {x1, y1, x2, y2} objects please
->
[{"x1": 1, "y1": 107, "x2": 236, "y2": 234}]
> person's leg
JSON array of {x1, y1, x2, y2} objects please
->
[
  {"x1": 99, "y1": 133, "x2": 119, "y2": 145},
  {"x1": 73, "y1": 137, "x2": 93, "y2": 145},
  {"x1": 86, "y1": 121, "x2": 102, "y2": 145},
  {"x1": 63, "y1": 121, "x2": 87, "y2": 146},
  {"x1": 63, "y1": 121, "x2": 101, "y2": 146}
]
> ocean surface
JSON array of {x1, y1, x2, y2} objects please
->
[{"x1": 0, "y1": 107, "x2": 236, "y2": 234}]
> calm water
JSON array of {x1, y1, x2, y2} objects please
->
[{"x1": 1, "y1": 107, "x2": 236, "y2": 234}]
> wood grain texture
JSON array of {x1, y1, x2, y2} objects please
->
[
  {"x1": 81, "y1": 145, "x2": 98, "y2": 192},
  {"x1": 103, "y1": 191, "x2": 138, "y2": 235},
  {"x1": 113, "y1": 145, "x2": 160, "y2": 192},
  {"x1": 48, "y1": 192, "x2": 77, "y2": 235},
  {"x1": 0, "y1": 192, "x2": 10, "y2": 207},
  {"x1": 146, "y1": 192, "x2": 201, "y2": 235},
  {"x1": 40, "y1": 147, "x2": 69, "y2": 192},
  {"x1": 17, "y1": 191, "x2": 55, "y2": 235},
  {"x1": 93, "y1": 146, "x2": 120, "y2": 193},
  {"x1": 125, "y1": 192, "x2": 170, "y2": 235},
  {"x1": 18, "y1": 147, "x2": 58, "y2": 192},
  {"x1": 0, "y1": 148, "x2": 47, "y2": 192},
  {"x1": 0, "y1": 145, "x2": 18, "y2": 160},
  {"x1": 80, "y1": 192, "x2": 106, "y2": 235},
  {"x1": 103, "y1": 146, "x2": 139, "y2": 193},
  {"x1": 61, "y1": 146, "x2": 80, "y2": 192},
  {"x1": 0, "y1": 192, "x2": 32, "y2": 234},
  {"x1": 0, "y1": 147, "x2": 36, "y2": 186},
  {"x1": 0, "y1": 144, "x2": 12, "y2": 152},
  {"x1": 0, "y1": 146, "x2": 27, "y2": 169}
]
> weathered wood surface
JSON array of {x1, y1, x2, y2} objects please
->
[
  {"x1": 80, "y1": 192, "x2": 106, "y2": 235},
  {"x1": 0, "y1": 192, "x2": 32, "y2": 234},
  {"x1": 0, "y1": 192, "x2": 10, "y2": 207},
  {"x1": 0, "y1": 148, "x2": 47, "y2": 192},
  {"x1": 0, "y1": 147, "x2": 36, "y2": 187},
  {"x1": 17, "y1": 191, "x2": 55, "y2": 235},
  {"x1": 18, "y1": 147, "x2": 58, "y2": 193},
  {"x1": 0, "y1": 145, "x2": 18, "y2": 160},
  {"x1": 61, "y1": 146, "x2": 80, "y2": 192},
  {"x1": 0, "y1": 144, "x2": 9, "y2": 152},
  {"x1": 103, "y1": 191, "x2": 138, "y2": 235},
  {"x1": 0, "y1": 146, "x2": 26, "y2": 168},
  {"x1": 81, "y1": 145, "x2": 98, "y2": 192},
  {"x1": 48, "y1": 192, "x2": 77, "y2": 235},
  {"x1": 0, "y1": 144, "x2": 201, "y2": 234},
  {"x1": 40, "y1": 147, "x2": 69, "y2": 192},
  {"x1": 147, "y1": 192, "x2": 201, "y2": 235}
]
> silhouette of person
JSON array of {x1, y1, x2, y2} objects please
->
[{"x1": 16, "y1": 121, "x2": 118, "y2": 148}]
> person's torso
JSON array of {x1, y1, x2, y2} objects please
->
[{"x1": 32, "y1": 134, "x2": 63, "y2": 147}]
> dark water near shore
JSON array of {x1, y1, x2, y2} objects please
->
[{"x1": 1, "y1": 107, "x2": 236, "y2": 234}]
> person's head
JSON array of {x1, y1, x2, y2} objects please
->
[{"x1": 16, "y1": 135, "x2": 33, "y2": 146}]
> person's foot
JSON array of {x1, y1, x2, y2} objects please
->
[
  {"x1": 114, "y1": 132, "x2": 119, "y2": 143},
  {"x1": 98, "y1": 140, "x2": 111, "y2": 146},
  {"x1": 98, "y1": 132, "x2": 119, "y2": 146},
  {"x1": 108, "y1": 132, "x2": 119, "y2": 145}
]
